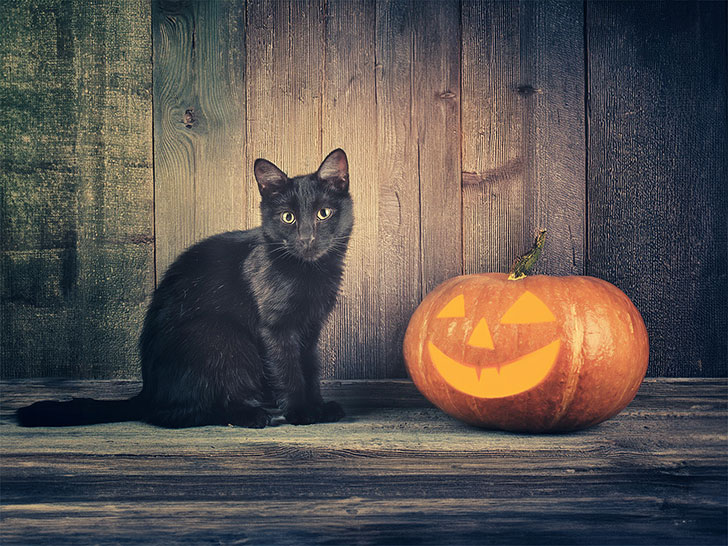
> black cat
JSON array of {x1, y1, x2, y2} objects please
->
[{"x1": 17, "y1": 149, "x2": 353, "y2": 428}]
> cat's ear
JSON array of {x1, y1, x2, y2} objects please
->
[
  {"x1": 316, "y1": 149, "x2": 349, "y2": 193},
  {"x1": 254, "y1": 158, "x2": 289, "y2": 197}
]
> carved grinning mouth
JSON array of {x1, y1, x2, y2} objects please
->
[{"x1": 427, "y1": 339, "x2": 561, "y2": 399}]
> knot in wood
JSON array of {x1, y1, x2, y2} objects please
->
[
  {"x1": 517, "y1": 84, "x2": 542, "y2": 97},
  {"x1": 183, "y1": 109, "x2": 197, "y2": 129}
]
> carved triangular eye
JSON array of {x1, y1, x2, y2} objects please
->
[
  {"x1": 500, "y1": 291, "x2": 555, "y2": 324},
  {"x1": 437, "y1": 294, "x2": 465, "y2": 318}
]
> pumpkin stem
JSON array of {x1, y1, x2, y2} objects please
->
[{"x1": 508, "y1": 229, "x2": 547, "y2": 280}]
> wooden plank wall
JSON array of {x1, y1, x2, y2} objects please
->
[
  {"x1": 153, "y1": 0, "x2": 247, "y2": 273},
  {"x1": 587, "y1": 1, "x2": 728, "y2": 376},
  {"x1": 1, "y1": 0, "x2": 154, "y2": 378},
  {"x1": 1, "y1": 0, "x2": 726, "y2": 379}
]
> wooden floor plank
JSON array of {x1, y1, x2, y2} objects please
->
[
  {"x1": 1, "y1": 497, "x2": 725, "y2": 546},
  {"x1": 1, "y1": 379, "x2": 726, "y2": 545}
]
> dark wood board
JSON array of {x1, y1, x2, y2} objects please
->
[
  {"x1": 462, "y1": 0, "x2": 586, "y2": 277},
  {"x1": 244, "y1": 0, "x2": 325, "y2": 209},
  {"x1": 412, "y1": 0, "x2": 463, "y2": 296},
  {"x1": 375, "y1": 0, "x2": 421, "y2": 378},
  {"x1": 587, "y1": 1, "x2": 728, "y2": 377},
  {"x1": 462, "y1": 0, "x2": 526, "y2": 276},
  {"x1": 0, "y1": 0, "x2": 154, "y2": 378},
  {"x1": 152, "y1": 0, "x2": 248, "y2": 275},
  {"x1": 1, "y1": 378, "x2": 726, "y2": 545},
  {"x1": 320, "y1": 0, "x2": 379, "y2": 378},
  {"x1": 520, "y1": 0, "x2": 586, "y2": 276}
]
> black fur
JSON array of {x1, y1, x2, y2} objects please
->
[{"x1": 17, "y1": 149, "x2": 353, "y2": 428}]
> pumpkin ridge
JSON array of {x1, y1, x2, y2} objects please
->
[
  {"x1": 602, "y1": 279, "x2": 650, "y2": 417},
  {"x1": 549, "y1": 295, "x2": 586, "y2": 429}
]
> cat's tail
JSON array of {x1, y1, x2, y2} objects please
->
[{"x1": 16, "y1": 395, "x2": 145, "y2": 427}]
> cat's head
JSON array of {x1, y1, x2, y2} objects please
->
[{"x1": 254, "y1": 149, "x2": 353, "y2": 262}]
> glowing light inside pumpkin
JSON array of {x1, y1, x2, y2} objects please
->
[
  {"x1": 436, "y1": 294, "x2": 465, "y2": 318},
  {"x1": 429, "y1": 291, "x2": 561, "y2": 398},
  {"x1": 428, "y1": 339, "x2": 561, "y2": 398},
  {"x1": 500, "y1": 291, "x2": 556, "y2": 324},
  {"x1": 467, "y1": 319, "x2": 494, "y2": 349}
]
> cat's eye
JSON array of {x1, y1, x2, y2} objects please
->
[
  {"x1": 281, "y1": 211, "x2": 296, "y2": 224},
  {"x1": 317, "y1": 208, "x2": 333, "y2": 221}
]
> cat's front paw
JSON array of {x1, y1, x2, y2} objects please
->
[
  {"x1": 229, "y1": 406, "x2": 271, "y2": 428},
  {"x1": 320, "y1": 400, "x2": 345, "y2": 423},
  {"x1": 284, "y1": 405, "x2": 319, "y2": 426},
  {"x1": 284, "y1": 401, "x2": 345, "y2": 425}
]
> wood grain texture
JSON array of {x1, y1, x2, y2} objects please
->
[
  {"x1": 1, "y1": 0, "x2": 79, "y2": 378},
  {"x1": 1, "y1": 0, "x2": 153, "y2": 378},
  {"x1": 152, "y1": 0, "x2": 247, "y2": 275},
  {"x1": 587, "y1": 1, "x2": 728, "y2": 377},
  {"x1": 412, "y1": 0, "x2": 462, "y2": 295},
  {"x1": 462, "y1": 0, "x2": 585, "y2": 277},
  {"x1": 318, "y1": 1, "x2": 374, "y2": 379},
  {"x1": 520, "y1": 0, "x2": 585, "y2": 276},
  {"x1": 245, "y1": 0, "x2": 325, "y2": 229},
  {"x1": 375, "y1": 0, "x2": 421, "y2": 377},
  {"x1": 2, "y1": 1, "x2": 726, "y2": 380},
  {"x1": 1, "y1": 378, "x2": 726, "y2": 545},
  {"x1": 462, "y1": 0, "x2": 525, "y2": 275},
  {"x1": 320, "y1": 0, "x2": 379, "y2": 378}
]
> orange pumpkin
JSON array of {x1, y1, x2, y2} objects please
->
[{"x1": 403, "y1": 231, "x2": 649, "y2": 432}]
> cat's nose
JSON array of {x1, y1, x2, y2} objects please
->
[{"x1": 299, "y1": 234, "x2": 315, "y2": 250}]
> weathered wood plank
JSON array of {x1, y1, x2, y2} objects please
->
[
  {"x1": 1, "y1": 379, "x2": 726, "y2": 545},
  {"x1": 587, "y1": 1, "x2": 728, "y2": 376},
  {"x1": 152, "y1": 0, "x2": 248, "y2": 275},
  {"x1": 520, "y1": 0, "x2": 585, "y2": 276},
  {"x1": 0, "y1": 497, "x2": 725, "y2": 546},
  {"x1": 375, "y1": 0, "x2": 421, "y2": 378},
  {"x1": 462, "y1": 0, "x2": 585, "y2": 277},
  {"x1": 320, "y1": 0, "x2": 379, "y2": 379},
  {"x1": 73, "y1": 0, "x2": 154, "y2": 378},
  {"x1": 245, "y1": 0, "x2": 325, "y2": 230},
  {"x1": 462, "y1": 0, "x2": 525, "y2": 275},
  {"x1": 3, "y1": 440, "x2": 727, "y2": 478},
  {"x1": 412, "y1": 0, "x2": 462, "y2": 295},
  {"x1": 2, "y1": 378, "x2": 726, "y2": 414},
  {"x1": 2, "y1": 456, "x2": 726, "y2": 509},
  {"x1": 1, "y1": 0, "x2": 153, "y2": 378}
]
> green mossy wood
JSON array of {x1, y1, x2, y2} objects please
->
[{"x1": 1, "y1": 0, "x2": 153, "y2": 377}]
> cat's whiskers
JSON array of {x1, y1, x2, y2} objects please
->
[{"x1": 266, "y1": 250, "x2": 294, "y2": 268}]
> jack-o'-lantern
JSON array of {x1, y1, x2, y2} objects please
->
[{"x1": 403, "y1": 231, "x2": 649, "y2": 432}]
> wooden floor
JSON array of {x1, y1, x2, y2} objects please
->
[{"x1": 1, "y1": 378, "x2": 726, "y2": 545}]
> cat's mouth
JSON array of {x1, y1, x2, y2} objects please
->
[
  {"x1": 283, "y1": 242, "x2": 326, "y2": 262},
  {"x1": 297, "y1": 247, "x2": 326, "y2": 262}
]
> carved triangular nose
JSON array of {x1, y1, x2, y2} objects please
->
[{"x1": 467, "y1": 318, "x2": 494, "y2": 349}]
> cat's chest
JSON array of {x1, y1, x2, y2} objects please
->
[
  {"x1": 244, "y1": 249, "x2": 340, "y2": 326},
  {"x1": 258, "y1": 272, "x2": 336, "y2": 324}
]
